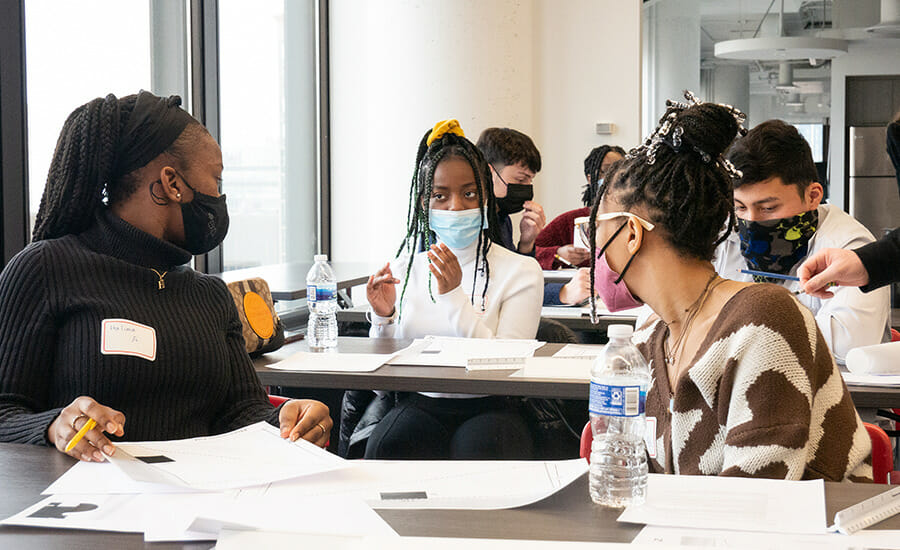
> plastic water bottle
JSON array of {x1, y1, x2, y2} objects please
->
[
  {"x1": 306, "y1": 254, "x2": 338, "y2": 349},
  {"x1": 589, "y1": 324, "x2": 650, "y2": 507}
]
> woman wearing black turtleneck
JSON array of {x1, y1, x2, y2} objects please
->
[{"x1": 0, "y1": 91, "x2": 331, "y2": 462}]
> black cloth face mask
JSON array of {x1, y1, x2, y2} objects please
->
[
  {"x1": 175, "y1": 171, "x2": 229, "y2": 255},
  {"x1": 493, "y1": 166, "x2": 534, "y2": 215}
]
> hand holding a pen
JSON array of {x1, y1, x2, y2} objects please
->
[
  {"x1": 799, "y1": 247, "x2": 866, "y2": 299},
  {"x1": 48, "y1": 396, "x2": 125, "y2": 462},
  {"x1": 555, "y1": 245, "x2": 590, "y2": 268}
]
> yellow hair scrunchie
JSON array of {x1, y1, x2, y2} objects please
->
[{"x1": 426, "y1": 119, "x2": 465, "y2": 146}]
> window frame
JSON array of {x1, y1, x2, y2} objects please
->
[{"x1": 0, "y1": 0, "x2": 330, "y2": 271}]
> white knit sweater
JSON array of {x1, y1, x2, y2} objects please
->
[{"x1": 369, "y1": 239, "x2": 543, "y2": 340}]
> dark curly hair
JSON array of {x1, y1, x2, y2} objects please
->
[
  {"x1": 586, "y1": 96, "x2": 745, "y2": 316},
  {"x1": 581, "y1": 145, "x2": 626, "y2": 207}
]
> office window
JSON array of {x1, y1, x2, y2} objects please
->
[
  {"x1": 218, "y1": 0, "x2": 318, "y2": 271},
  {"x1": 24, "y1": 0, "x2": 154, "y2": 233},
  {"x1": 795, "y1": 124, "x2": 824, "y2": 163}
]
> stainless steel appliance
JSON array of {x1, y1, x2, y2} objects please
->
[{"x1": 848, "y1": 126, "x2": 900, "y2": 238}]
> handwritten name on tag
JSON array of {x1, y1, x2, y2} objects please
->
[{"x1": 100, "y1": 319, "x2": 157, "y2": 361}]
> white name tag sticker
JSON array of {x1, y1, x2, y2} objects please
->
[
  {"x1": 101, "y1": 319, "x2": 157, "y2": 361},
  {"x1": 644, "y1": 416, "x2": 657, "y2": 459}
]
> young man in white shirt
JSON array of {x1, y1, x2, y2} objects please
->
[{"x1": 714, "y1": 119, "x2": 890, "y2": 362}]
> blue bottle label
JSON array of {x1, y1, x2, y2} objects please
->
[
  {"x1": 307, "y1": 283, "x2": 336, "y2": 303},
  {"x1": 589, "y1": 382, "x2": 645, "y2": 417}
]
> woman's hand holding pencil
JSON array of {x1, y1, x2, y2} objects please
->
[{"x1": 47, "y1": 396, "x2": 125, "y2": 462}]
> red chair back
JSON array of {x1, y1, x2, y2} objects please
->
[
  {"x1": 864, "y1": 422, "x2": 894, "y2": 484},
  {"x1": 268, "y1": 394, "x2": 289, "y2": 407},
  {"x1": 580, "y1": 422, "x2": 591, "y2": 463}
]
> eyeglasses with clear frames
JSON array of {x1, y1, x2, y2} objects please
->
[{"x1": 579, "y1": 211, "x2": 655, "y2": 244}]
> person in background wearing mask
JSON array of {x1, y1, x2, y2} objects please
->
[
  {"x1": 362, "y1": 120, "x2": 542, "y2": 459},
  {"x1": 713, "y1": 119, "x2": 889, "y2": 362},
  {"x1": 536, "y1": 145, "x2": 626, "y2": 306},
  {"x1": 587, "y1": 93, "x2": 870, "y2": 480},
  {"x1": 476, "y1": 127, "x2": 546, "y2": 255},
  {"x1": 800, "y1": 109, "x2": 900, "y2": 297},
  {"x1": 0, "y1": 92, "x2": 332, "y2": 462}
]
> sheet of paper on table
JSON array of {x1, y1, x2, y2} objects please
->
[
  {"x1": 508, "y1": 357, "x2": 592, "y2": 381},
  {"x1": 387, "y1": 335, "x2": 543, "y2": 367},
  {"x1": 251, "y1": 458, "x2": 588, "y2": 510},
  {"x1": 617, "y1": 474, "x2": 827, "y2": 534},
  {"x1": 42, "y1": 452, "x2": 588, "y2": 512},
  {"x1": 542, "y1": 305, "x2": 643, "y2": 319},
  {"x1": 43, "y1": 460, "x2": 199, "y2": 496},
  {"x1": 552, "y1": 344, "x2": 605, "y2": 360},
  {"x1": 171, "y1": 494, "x2": 396, "y2": 542},
  {"x1": 104, "y1": 421, "x2": 348, "y2": 491},
  {"x1": 632, "y1": 525, "x2": 900, "y2": 550},
  {"x1": 841, "y1": 371, "x2": 900, "y2": 386},
  {"x1": 215, "y1": 531, "x2": 688, "y2": 549},
  {"x1": 267, "y1": 350, "x2": 397, "y2": 372},
  {"x1": 2, "y1": 491, "x2": 396, "y2": 543}
]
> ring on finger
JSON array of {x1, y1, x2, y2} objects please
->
[
  {"x1": 317, "y1": 423, "x2": 327, "y2": 436},
  {"x1": 71, "y1": 414, "x2": 88, "y2": 431}
]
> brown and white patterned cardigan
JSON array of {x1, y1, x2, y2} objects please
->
[{"x1": 635, "y1": 284, "x2": 872, "y2": 481}]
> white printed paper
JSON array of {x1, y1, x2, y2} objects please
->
[
  {"x1": 508, "y1": 357, "x2": 592, "y2": 381},
  {"x1": 216, "y1": 532, "x2": 674, "y2": 550},
  {"x1": 633, "y1": 525, "x2": 900, "y2": 549},
  {"x1": 841, "y1": 371, "x2": 900, "y2": 386},
  {"x1": 617, "y1": 474, "x2": 827, "y2": 534},
  {"x1": 260, "y1": 458, "x2": 589, "y2": 510},
  {"x1": 268, "y1": 351, "x2": 393, "y2": 372},
  {"x1": 387, "y1": 336, "x2": 543, "y2": 368},
  {"x1": 104, "y1": 421, "x2": 348, "y2": 491},
  {"x1": 181, "y1": 495, "x2": 396, "y2": 541},
  {"x1": 552, "y1": 344, "x2": 605, "y2": 359}
]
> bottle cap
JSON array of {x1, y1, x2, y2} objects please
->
[
  {"x1": 607, "y1": 324, "x2": 633, "y2": 339},
  {"x1": 314, "y1": 254, "x2": 328, "y2": 262}
]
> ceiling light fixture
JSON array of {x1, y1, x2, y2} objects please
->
[
  {"x1": 715, "y1": 0, "x2": 848, "y2": 61},
  {"x1": 774, "y1": 62, "x2": 799, "y2": 91},
  {"x1": 867, "y1": 0, "x2": 900, "y2": 37}
]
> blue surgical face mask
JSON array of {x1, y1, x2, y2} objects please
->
[{"x1": 428, "y1": 208, "x2": 487, "y2": 249}]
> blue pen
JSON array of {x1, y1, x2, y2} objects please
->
[{"x1": 740, "y1": 269, "x2": 800, "y2": 282}]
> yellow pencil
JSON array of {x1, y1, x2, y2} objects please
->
[{"x1": 65, "y1": 418, "x2": 97, "y2": 452}]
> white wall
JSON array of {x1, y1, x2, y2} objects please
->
[
  {"x1": 330, "y1": 0, "x2": 534, "y2": 265},
  {"x1": 829, "y1": 40, "x2": 900, "y2": 210},
  {"x1": 329, "y1": 0, "x2": 641, "y2": 265},
  {"x1": 532, "y1": 0, "x2": 642, "y2": 227}
]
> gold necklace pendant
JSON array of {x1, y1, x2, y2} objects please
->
[{"x1": 150, "y1": 268, "x2": 168, "y2": 290}]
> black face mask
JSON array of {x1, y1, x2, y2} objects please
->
[
  {"x1": 177, "y1": 171, "x2": 230, "y2": 255},
  {"x1": 493, "y1": 166, "x2": 534, "y2": 215}
]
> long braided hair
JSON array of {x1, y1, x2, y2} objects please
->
[
  {"x1": 587, "y1": 92, "x2": 747, "y2": 319},
  {"x1": 32, "y1": 93, "x2": 204, "y2": 242},
  {"x1": 396, "y1": 129, "x2": 501, "y2": 314},
  {"x1": 581, "y1": 145, "x2": 626, "y2": 207}
]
